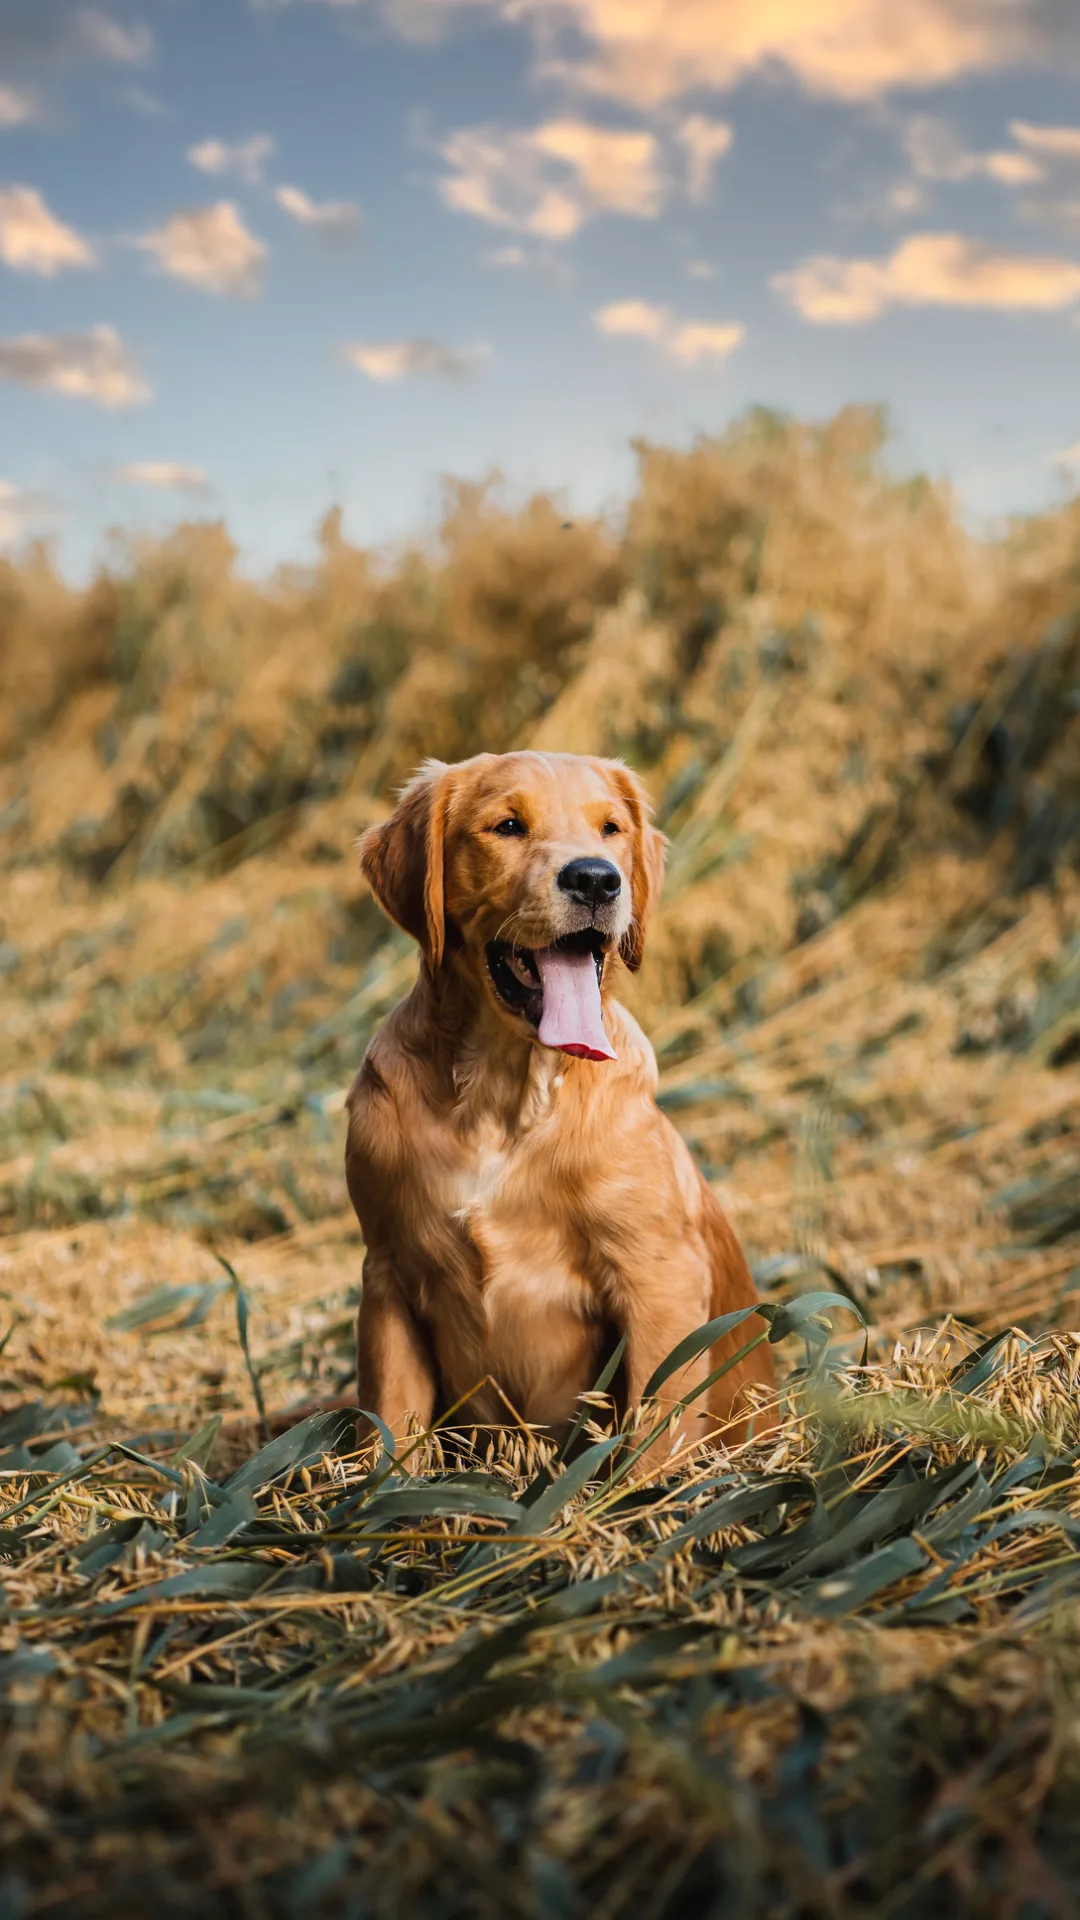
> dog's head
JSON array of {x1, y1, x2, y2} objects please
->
[{"x1": 357, "y1": 751, "x2": 666, "y2": 1060}]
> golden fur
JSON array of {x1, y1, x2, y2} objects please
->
[{"x1": 345, "y1": 751, "x2": 775, "y2": 1454}]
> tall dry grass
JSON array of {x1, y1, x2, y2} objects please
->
[{"x1": 1, "y1": 405, "x2": 1074, "y2": 1021}]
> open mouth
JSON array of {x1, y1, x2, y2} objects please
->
[{"x1": 485, "y1": 930, "x2": 616, "y2": 1062}]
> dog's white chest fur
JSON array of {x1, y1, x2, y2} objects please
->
[
  {"x1": 451, "y1": 1136, "x2": 511, "y2": 1222},
  {"x1": 445, "y1": 1073, "x2": 600, "y2": 1418},
  {"x1": 450, "y1": 1052, "x2": 564, "y2": 1225}
]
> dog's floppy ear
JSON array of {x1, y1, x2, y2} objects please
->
[
  {"x1": 357, "y1": 759, "x2": 453, "y2": 969},
  {"x1": 608, "y1": 764, "x2": 666, "y2": 973}
]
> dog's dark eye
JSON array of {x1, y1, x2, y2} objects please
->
[
  {"x1": 601, "y1": 821, "x2": 620, "y2": 837},
  {"x1": 490, "y1": 817, "x2": 526, "y2": 837}
]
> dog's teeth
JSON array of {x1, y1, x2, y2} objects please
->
[{"x1": 508, "y1": 951, "x2": 536, "y2": 986}]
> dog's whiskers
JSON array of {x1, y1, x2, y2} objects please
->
[
  {"x1": 491, "y1": 911, "x2": 528, "y2": 950},
  {"x1": 496, "y1": 906, "x2": 548, "y2": 952}
]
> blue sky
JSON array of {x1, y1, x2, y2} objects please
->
[{"x1": 2, "y1": 0, "x2": 1080, "y2": 576}]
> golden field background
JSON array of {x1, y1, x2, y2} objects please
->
[
  {"x1": 1, "y1": 405, "x2": 1080, "y2": 1913},
  {"x1": 1, "y1": 403, "x2": 1076, "y2": 1425}
]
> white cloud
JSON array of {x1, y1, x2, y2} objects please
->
[
  {"x1": 594, "y1": 299, "x2": 744, "y2": 362},
  {"x1": 0, "y1": 185, "x2": 94, "y2": 277},
  {"x1": 678, "y1": 115, "x2": 733, "y2": 202},
  {"x1": 119, "y1": 86, "x2": 173, "y2": 120},
  {"x1": 0, "y1": 86, "x2": 41, "y2": 129},
  {"x1": 531, "y1": 120, "x2": 663, "y2": 213},
  {"x1": 1007, "y1": 121, "x2": 1080, "y2": 232},
  {"x1": 484, "y1": 0, "x2": 1054, "y2": 108},
  {"x1": 346, "y1": 337, "x2": 486, "y2": 380},
  {"x1": 888, "y1": 181, "x2": 926, "y2": 215},
  {"x1": 670, "y1": 320, "x2": 745, "y2": 361},
  {"x1": 113, "y1": 462, "x2": 210, "y2": 492},
  {"x1": 188, "y1": 135, "x2": 275, "y2": 185},
  {"x1": 264, "y1": 0, "x2": 492, "y2": 33},
  {"x1": 258, "y1": 0, "x2": 496, "y2": 30},
  {"x1": 76, "y1": 9, "x2": 152, "y2": 64},
  {"x1": 441, "y1": 131, "x2": 580, "y2": 237},
  {"x1": 274, "y1": 183, "x2": 361, "y2": 242},
  {"x1": 982, "y1": 152, "x2": 1043, "y2": 186},
  {"x1": 1011, "y1": 121, "x2": 1080, "y2": 160},
  {"x1": 775, "y1": 230, "x2": 1080, "y2": 322},
  {"x1": 0, "y1": 479, "x2": 55, "y2": 547},
  {"x1": 480, "y1": 241, "x2": 572, "y2": 281},
  {"x1": 685, "y1": 258, "x2": 716, "y2": 280},
  {"x1": 595, "y1": 298, "x2": 668, "y2": 339},
  {"x1": 382, "y1": 0, "x2": 497, "y2": 37},
  {"x1": 138, "y1": 202, "x2": 267, "y2": 296},
  {"x1": 235, "y1": 3, "x2": 1080, "y2": 108},
  {"x1": 438, "y1": 118, "x2": 664, "y2": 239},
  {"x1": 904, "y1": 116, "x2": 1042, "y2": 186},
  {"x1": 0, "y1": 324, "x2": 149, "y2": 407}
]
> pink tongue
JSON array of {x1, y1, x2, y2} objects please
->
[{"x1": 534, "y1": 947, "x2": 616, "y2": 1062}]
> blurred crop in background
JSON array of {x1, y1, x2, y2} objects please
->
[{"x1": 1, "y1": 406, "x2": 1079, "y2": 1915}]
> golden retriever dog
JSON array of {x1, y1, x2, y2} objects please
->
[{"x1": 345, "y1": 751, "x2": 775, "y2": 1457}]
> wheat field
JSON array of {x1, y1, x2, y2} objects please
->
[{"x1": 0, "y1": 406, "x2": 1078, "y2": 1916}]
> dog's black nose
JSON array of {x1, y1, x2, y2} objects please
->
[{"x1": 557, "y1": 857, "x2": 622, "y2": 909}]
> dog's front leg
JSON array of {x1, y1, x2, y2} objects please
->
[
  {"x1": 356, "y1": 1250, "x2": 437, "y2": 1452},
  {"x1": 621, "y1": 1299, "x2": 712, "y2": 1465}
]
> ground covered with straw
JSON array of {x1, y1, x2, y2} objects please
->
[{"x1": 1, "y1": 408, "x2": 1078, "y2": 1915}]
